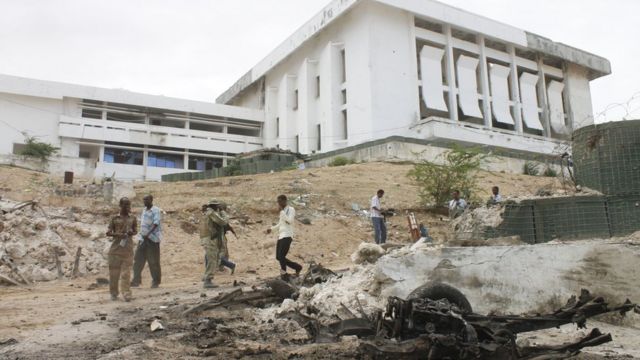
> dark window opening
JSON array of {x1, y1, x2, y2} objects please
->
[
  {"x1": 342, "y1": 110, "x2": 348, "y2": 140},
  {"x1": 276, "y1": 117, "x2": 280, "y2": 137},
  {"x1": 293, "y1": 89, "x2": 299, "y2": 110},
  {"x1": 82, "y1": 108, "x2": 102, "y2": 119},
  {"x1": 316, "y1": 76, "x2": 321, "y2": 98},
  {"x1": 103, "y1": 147, "x2": 143, "y2": 166},
  {"x1": 189, "y1": 122, "x2": 224, "y2": 133},
  {"x1": 150, "y1": 117, "x2": 185, "y2": 129},
  {"x1": 188, "y1": 156, "x2": 223, "y2": 171},
  {"x1": 317, "y1": 124, "x2": 321, "y2": 151},
  {"x1": 106, "y1": 112, "x2": 145, "y2": 124},
  {"x1": 341, "y1": 89, "x2": 347, "y2": 105},
  {"x1": 227, "y1": 127, "x2": 260, "y2": 137}
]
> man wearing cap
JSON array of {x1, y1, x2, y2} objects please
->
[{"x1": 200, "y1": 199, "x2": 228, "y2": 288}]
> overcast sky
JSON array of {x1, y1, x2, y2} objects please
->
[{"x1": 0, "y1": 0, "x2": 638, "y2": 121}]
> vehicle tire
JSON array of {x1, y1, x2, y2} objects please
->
[{"x1": 407, "y1": 282, "x2": 473, "y2": 314}]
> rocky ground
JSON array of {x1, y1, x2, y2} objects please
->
[{"x1": 0, "y1": 163, "x2": 638, "y2": 359}]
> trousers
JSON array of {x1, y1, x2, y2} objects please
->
[
  {"x1": 108, "y1": 252, "x2": 133, "y2": 298},
  {"x1": 131, "y1": 239, "x2": 161, "y2": 285},
  {"x1": 203, "y1": 237, "x2": 221, "y2": 281},
  {"x1": 372, "y1": 217, "x2": 387, "y2": 244},
  {"x1": 275, "y1": 237, "x2": 302, "y2": 273}
]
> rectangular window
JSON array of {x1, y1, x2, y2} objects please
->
[
  {"x1": 341, "y1": 89, "x2": 347, "y2": 105},
  {"x1": 106, "y1": 112, "x2": 145, "y2": 124},
  {"x1": 148, "y1": 151, "x2": 184, "y2": 169},
  {"x1": 227, "y1": 127, "x2": 260, "y2": 137},
  {"x1": 340, "y1": 49, "x2": 346, "y2": 83},
  {"x1": 149, "y1": 117, "x2": 185, "y2": 129},
  {"x1": 81, "y1": 108, "x2": 102, "y2": 119},
  {"x1": 276, "y1": 117, "x2": 280, "y2": 137},
  {"x1": 189, "y1": 121, "x2": 224, "y2": 133},
  {"x1": 316, "y1": 76, "x2": 321, "y2": 98},
  {"x1": 317, "y1": 124, "x2": 321, "y2": 151},
  {"x1": 293, "y1": 89, "x2": 299, "y2": 110},
  {"x1": 295, "y1": 135, "x2": 300, "y2": 153},
  {"x1": 342, "y1": 110, "x2": 348, "y2": 140},
  {"x1": 103, "y1": 147, "x2": 143, "y2": 165},
  {"x1": 188, "y1": 156, "x2": 223, "y2": 171}
]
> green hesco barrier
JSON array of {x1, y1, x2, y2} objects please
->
[
  {"x1": 492, "y1": 194, "x2": 639, "y2": 243},
  {"x1": 573, "y1": 120, "x2": 640, "y2": 195},
  {"x1": 607, "y1": 194, "x2": 640, "y2": 236}
]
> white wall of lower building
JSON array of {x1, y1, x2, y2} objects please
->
[{"x1": 0, "y1": 92, "x2": 64, "y2": 154}]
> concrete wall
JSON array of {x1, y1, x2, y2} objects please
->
[
  {"x1": 0, "y1": 154, "x2": 95, "y2": 179},
  {"x1": 305, "y1": 137, "x2": 559, "y2": 174}
]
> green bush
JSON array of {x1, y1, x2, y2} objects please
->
[
  {"x1": 329, "y1": 156, "x2": 354, "y2": 167},
  {"x1": 543, "y1": 166, "x2": 558, "y2": 177},
  {"x1": 523, "y1": 162, "x2": 540, "y2": 176},
  {"x1": 225, "y1": 159, "x2": 242, "y2": 176},
  {"x1": 18, "y1": 136, "x2": 59, "y2": 161},
  {"x1": 407, "y1": 146, "x2": 489, "y2": 207}
]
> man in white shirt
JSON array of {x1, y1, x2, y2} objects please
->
[
  {"x1": 131, "y1": 195, "x2": 162, "y2": 288},
  {"x1": 448, "y1": 190, "x2": 467, "y2": 219},
  {"x1": 266, "y1": 195, "x2": 302, "y2": 276},
  {"x1": 370, "y1": 189, "x2": 387, "y2": 244},
  {"x1": 487, "y1": 186, "x2": 503, "y2": 206}
]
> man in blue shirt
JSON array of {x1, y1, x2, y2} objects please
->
[{"x1": 131, "y1": 194, "x2": 162, "y2": 288}]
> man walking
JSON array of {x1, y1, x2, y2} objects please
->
[
  {"x1": 200, "y1": 199, "x2": 228, "y2": 288},
  {"x1": 131, "y1": 195, "x2": 162, "y2": 288},
  {"x1": 106, "y1": 197, "x2": 137, "y2": 302},
  {"x1": 266, "y1": 195, "x2": 302, "y2": 277},
  {"x1": 370, "y1": 189, "x2": 387, "y2": 244}
]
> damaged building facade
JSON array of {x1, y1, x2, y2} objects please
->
[
  {"x1": 0, "y1": 74, "x2": 263, "y2": 181},
  {"x1": 0, "y1": 0, "x2": 612, "y2": 180},
  {"x1": 218, "y1": 0, "x2": 610, "y2": 156}
]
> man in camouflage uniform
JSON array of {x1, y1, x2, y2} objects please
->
[
  {"x1": 200, "y1": 199, "x2": 228, "y2": 288},
  {"x1": 106, "y1": 197, "x2": 138, "y2": 301}
]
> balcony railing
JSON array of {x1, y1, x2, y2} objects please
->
[{"x1": 58, "y1": 115, "x2": 263, "y2": 154}]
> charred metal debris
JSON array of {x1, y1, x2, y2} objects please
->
[{"x1": 183, "y1": 266, "x2": 639, "y2": 360}]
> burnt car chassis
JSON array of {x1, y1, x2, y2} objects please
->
[{"x1": 308, "y1": 286, "x2": 639, "y2": 360}]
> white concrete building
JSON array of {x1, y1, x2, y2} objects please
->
[
  {"x1": 0, "y1": 74, "x2": 263, "y2": 181},
  {"x1": 218, "y1": 0, "x2": 610, "y2": 157}
]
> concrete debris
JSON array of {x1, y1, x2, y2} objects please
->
[
  {"x1": 0, "y1": 196, "x2": 110, "y2": 284},
  {"x1": 350, "y1": 242, "x2": 385, "y2": 264},
  {"x1": 150, "y1": 319, "x2": 164, "y2": 332}
]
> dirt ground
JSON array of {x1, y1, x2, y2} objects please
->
[{"x1": 0, "y1": 163, "x2": 636, "y2": 359}]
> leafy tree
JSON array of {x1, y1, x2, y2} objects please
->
[
  {"x1": 408, "y1": 146, "x2": 489, "y2": 207},
  {"x1": 18, "y1": 136, "x2": 59, "y2": 161}
]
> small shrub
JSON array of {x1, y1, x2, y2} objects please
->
[
  {"x1": 225, "y1": 159, "x2": 242, "y2": 176},
  {"x1": 523, "y1": 162, "x2": 540, "y2": 176},
  {"x1": 18, "y1": 136, "x2": 59, "y2": 161},
  {"x1": 329, "y1": 156, "x2": 353, "y2": 167},
  {"x1": 543, "y1": 166, "x2": 558, "y2": 177},
  {"x1": 407, "y1": 145, "x2": 489, "y2": 207}
]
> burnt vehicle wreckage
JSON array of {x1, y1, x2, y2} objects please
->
[{"x1": 183, "y1": 265, "x2": 639, "y2": 359}]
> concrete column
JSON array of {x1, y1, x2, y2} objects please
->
[
  {"x1": 477, "y1": 36, "x2": 492, "y2": 128},
  {"x1": 508, "y1": 46, "x2": 523, "y2": 134},
  {"x1": 536, "y1": 57, "x2": 551, "y2": 138},
  {"x1": 443, "y1": 25, "x2": 458, "y2": 121},
  {"x1": 183, "y1": 151, "x2": 189, "y2": 170}
]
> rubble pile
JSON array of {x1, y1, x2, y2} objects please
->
[{"x1": 0, "y1": 198, "x2": 111, "y2": 284}]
